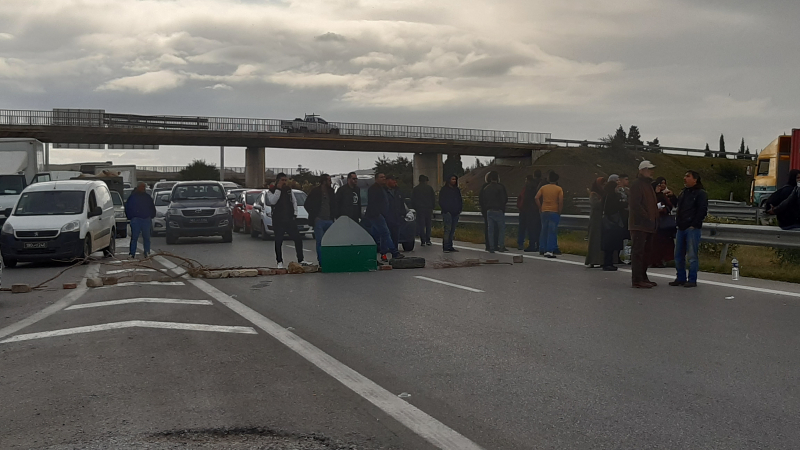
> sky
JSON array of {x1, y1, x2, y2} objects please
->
[{"x1": 1, "y1": 0, "x2": 799, "y2": 173}]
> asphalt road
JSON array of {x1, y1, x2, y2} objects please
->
[{"x1": 2, "y1": 229, "x2": 800, "y2": 449}]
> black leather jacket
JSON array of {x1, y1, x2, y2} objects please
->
[{"x1": 675, "y1": 186, "x2": 708, "y2": 230}]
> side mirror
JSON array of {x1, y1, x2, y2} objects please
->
[
  {"x1": 226, "y1": 193, "x2": 236, "y2": 200},
  {"x1": 3, "y1": 207, "x2": 11, "y2": 218},
  {"x1": 88, "y1": 206, "x2": 102, "y2": 218},
  {"x1": 253, "y1": 205, "x2": 262, "y2": 212}
]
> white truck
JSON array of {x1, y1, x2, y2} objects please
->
[
  {"x1": 280, "y1": 114, "x2": 340, "y2": 134},
  {"x1": 0, "y1": 139, "x2": 46, "y2": 225},
  {"x1": 94, "y1": 164, "x2": 137, "y2": 188}
]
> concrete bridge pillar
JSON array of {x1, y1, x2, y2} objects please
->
[
  {"x1": 413, "y1": 153, "x2": 442, "y2": 187},
  {"x1": 245, "y1": 147, "x2": 265, "y2": 188}
]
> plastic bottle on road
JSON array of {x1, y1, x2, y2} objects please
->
[{"x1": 731, "y1": 257, "x2": 739, "y2": 281}]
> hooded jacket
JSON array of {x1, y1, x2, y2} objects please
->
[
  {"x1": 766, "y1": 169, "x2": 800, "y2": 228},
  {"x1": 438, "y1": 175, "x2": 463, "y2": 215},
  {"x1": 411, "y1": 182, "x2": 436, "y2": 211}
]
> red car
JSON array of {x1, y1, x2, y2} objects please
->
[{"x1": 232, "y1": 189, "x2": 263, "y2": 233}]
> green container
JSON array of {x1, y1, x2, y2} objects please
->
[{"x1": 320, "y1": 217, "x2": 377, "y2": 273}]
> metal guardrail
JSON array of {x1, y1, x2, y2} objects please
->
[
  {"x1": 573, "y1": 198, "x2": 758, "y2": 221},
  {"x1": 0, "y1": 109, "x2": 551, "y2": 146},
  {"x1": 546, "y1": 138, "x2": 757, "y2": 160},
  {"x1": 433, "y1": 212, "x2": 800, "y2": 249}
]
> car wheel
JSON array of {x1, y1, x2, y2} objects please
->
[
  {"x1": 166, "y1": 232, "x2": 178, "y2": 245},
  {"x1": 102, "y1": 232, "x2": 116, "y2": 258},
  {"x1": 222, "y1": 229, "x2": 233, "y2": 243},
  {"x1": 80, "y1": 236, "x2": 92, "y2": 263},
  {"x1": 2, "y1": 257, "x2": 17, "y2": 268},
  {"x1": 402, "y1": 241, "x2": 415, "y2": 252},
  {"x1": 233, "y1": 219, "x2": 241, "y2": 233},
  {"x1": 250, "y1": 222, "x2": 260, "y2": 238}
]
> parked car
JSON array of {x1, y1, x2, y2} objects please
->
[
  {"x1": 164, "y1": 181, "x2": 234, "y2": 244},
  {"x1": 222, "y1": 182, "x2": 242, "y2": 192},
  {"x1": 150, "y1": 189, "x2": 171, "y2": 236},
  {"x1": 110, "y1": 190, "x2": 129, "y2": 238},
  {"x1": 280, "y1": 114, "x2": 340, "y2": 134},
  {"x1": 152, "y1": 180, "x2": 178, "y2": 192},
  {"x1": 226, "y1": 188, "x2": 247, "y2": 207},
  {"x1": 249, "y1": 189, "x2": 312, "y2": 239},
  {"x1": 1, "y1": 180, "x2": 117, "y2": 267},
  {"x1": 232, "y1": 189, "x2": 263, "y2": 234}
]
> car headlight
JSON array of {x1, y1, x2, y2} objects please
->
[
  {"x1": 114, "y1": 210, "x2": 125, "y2": 219},
  {"x1": 61, "y1": 220, "x2": 80, "y2": 233},
  {"x1": 167, "y1": 208, "x2": 181, "y2": 216},
  {"x1": 156, "y1": 211, "x2": 165, "y2": 218},
  {"x1": 215, "y1": 207, "x2": 230, "y2": 215},
  {"x1": 1, "y1": 221, "x2": 13, "y2": 235}
]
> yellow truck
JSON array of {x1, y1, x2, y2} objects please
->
[{"x1": 751, "y1": 135, "x2": 792, "y2": 207}]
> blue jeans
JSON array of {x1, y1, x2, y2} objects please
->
[
  {"x1": 442, "y1": 212, "x2": 459, "y2": 250},
  {"x1": 675, "y1": 228, "x2": 701, "y2": 282},
  {"x1": 539, "y1": 212, "x2": 560, "y2": 253},
  {"x1": 486, "y1": 210, "x2": 506, "y2": 251},
  {"x1": 129, "y1": 217, "x2": 151, "y2": 256},
  {"x1": 314, "y1": 218, "x2": 334, "y2": 264},
  {"x1": 363, "y1": 216, "x2": 398, "y2": 256}
]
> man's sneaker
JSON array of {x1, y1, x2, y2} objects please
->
[
  {"x1": 668, "y1": 279, "x2": 686, "y2": 286},
  {"x1": 498, "y1": 248, "x2": 508, "y2": 252},
  {"x1": 451, "y1": 248, "x2": 459, "y2": 252},
  {"x1": 443, "y1": 248, "x2": 452, "y2": 253},
  {"x1": 300, "y1": 261, "x2": 313, "y2": 267},
  {"x1": 393, "y1": 253, "x2": 405, "y2": 259},
  {"x1": 683, "y1": 282, "x2": 698, "y2": 288},
  {"x1": 277, "y1": 262, "x2": 285, "y2": 269},
  {"x1": 426, "y1": 242, "x2": 432, "y2": 246},
  {"x1": 602, "y1": 265, "x2": 618, "y2": 271},
  {"x1": 544, "y1": 252, "x2": 554, "y2": 257}
]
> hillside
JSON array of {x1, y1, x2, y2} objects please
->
[{"x1": 460, "y1": 147, "x2": 753, "y2": 202}]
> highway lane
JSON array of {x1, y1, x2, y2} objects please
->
[{"x1": 2, "y1": 231, "x2": 800, "y2": 449}]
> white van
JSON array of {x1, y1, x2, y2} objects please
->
[{"x1": 0, "y1": 180, "x2": 116, "y2": 267}]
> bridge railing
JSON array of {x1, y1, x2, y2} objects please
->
[{"x1": 0, "y1": 109, "x2": 551, "y2": 146}]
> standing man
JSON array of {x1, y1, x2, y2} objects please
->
[
  {"x1": 439, "y1": 174, "x2": 463, "y2": 252},
  {"x1": 305, "y1": 173, "x2": 337, "y2": 266},
  {"x1": 412, "y1": 174, "x2": 435, "y2": 246},
  {"x1": 335, "y1": 171, "x2": 362, "y2": 223},
  {"x1": 481, "y1": 171, "x2": 509, "y2": 253},
  {"x1": 670, "y1": 171, "x2": 708, "y2": 288},
  {"x1": 125, "y1": 181, "x2": 156, "y2": 258},
  {"x1": 534, "y1": 172, "x2": 564, "y2": 258},
  {"x1": 628, "y1": 161, "x2": 659, "y2": 288},
  {"x1": 478, "y1": 172, "x2": 493, "y2": 251},
  {"x1": 384, "y1": 175, "x2": 406, "y2": 252},
  {"x1": 266, "y1": 172, "x2": 309, "y2": 269},
  {"x1": 522, "y1": 170, "x2": 542, "y2": 252},
  {"x1": 364, "y1": 172, "x2": 404, "y2": 261}
]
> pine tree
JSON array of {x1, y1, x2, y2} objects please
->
[
  {"x1": 704, "y1": 143, "x2": 712, "y2": 157},
  {"x1": 646, "y1": 137, "x2": 661, "y2": 153},
  {"x1": 611, "y1": 125, "x2": 626, "y2": 151},
  {"x1": 626, "y1": 125, "x2": 643, "y2": 149},
  {"x1": 718, "y1": 134, "x2": 726, "y2": 158},
  {"x1": 745, "y1": 145, "x2": 751, "y2": 155},
  {"x1": 737, "y1": 138, "x2": 746, "y2": 159}
]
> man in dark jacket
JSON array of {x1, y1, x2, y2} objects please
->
[
  {"x1": 412, "y1": 174, "x2": 435, "y2": 246},
  {"x1": 480, "y1": 171, "x2": 509, "y2": 253},
  {"x1": 364, "y1": 173, "x2": 403, "y2": 261},
  {"x1": 335, "y1": 172, "x2": 361, "y2": 223},
  {"x1": 478, "y1": 172, "x2": 492, "y2": 251},
  {"x1": 766, "y1": 169, "x2": 800, "y2": 229},
  {"x1": 125, "y1": 181, "x2": 157, "y2": 258},
  {"x1": 305, "y1": 173, "x2": 338, "y2": 265},
  {"x1": 521, "y1": 170, "x2": 542, "y2": 252},
  {"x1": 266, "y1": 173, "x2": 309, "y2": 269},
  {"x1": 628, "y1": 161, "x2": 659, "y2": 288},
  {"x1": 669, "y1": 170, "x2": 708, "y2": 288},
  {"x1": 439, "y1": 174, "x2": 463, "y2": 252},
  {"x1": 384, "y1": 175, "x2": 406, "y2": 253}
]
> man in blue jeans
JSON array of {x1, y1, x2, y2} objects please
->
[
  {"x1": 125, "y1": 181, "x2": 156, "y2": 258},
  {"x1": 670, "y1": 171, "x2": 708, "y2": 288},
  {"x1": 479, "y1": 171, "x2": 508, "y2": 253},
  {"x1": 439, "y1": 174, "x2": 463, "y2": 252},
  {"x1": 363, "y1": 173, "x2": 404, "y2": 262},
  {"x1": 305, "y1": 174, "x2": 337, "y2": 266}
]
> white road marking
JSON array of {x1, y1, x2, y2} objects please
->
[
  {"x1": 66, "y1": 298, "x2": 213, "y2": 310},
  {"x1": 0, "y1": 264, "x2": 99, "y2": 340},
  {"x1": 286, "y1": 245, "x2": 312, "y2": 253},
  {"x1": 0, "y1": 320, "x2": 257, "y2": 344},
  {"x1": 414, "y1": 276, "x2": 484, "y2": 293},
  {"x1": 154, "y1": 256, "x2": 484, "y2": 450},
  {"x1": 433, "y1": 241, "x2": 800, "y2": 298},
  {"x1": 95, "y1": 281, "x2": 185, "y2": 289},
  {"x1": 105, "y1": 268, "x2": 157, "y2": 275}
]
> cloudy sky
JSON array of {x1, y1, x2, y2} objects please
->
[{"x1": 1, "y1": 0, "x2": 798, "y2": 172}]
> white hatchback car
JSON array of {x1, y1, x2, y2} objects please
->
[
  {"x1": 0, "y1": 180, "x2": 117, "y2": 267},
  {"x1": 249, "y1": 189, "x2": 312, "y2": 240},
  {"x1": 150, "y1": 189, "x2": 172, "y2": 236}
]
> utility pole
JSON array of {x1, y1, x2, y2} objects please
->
[{"x1": 220, "y1": 146, "x2": 225, "y2": 181}]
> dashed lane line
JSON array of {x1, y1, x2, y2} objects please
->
[
  {"x1": 414, "y1": 276, "x2": 484, "y2": 293},
  {"x1": 0, "y1": 320, "x2": 257, "y2": 344},
  {"x1": 94, "y1": 281, "x2": 185, "y2": 289},
  {"x1": 66, "y1": 298, "x2": 213, "y2": 310},
  {"x1": 104, "y1": 268, "x2": 157, "y2": 275},
  {"x1": 154, "y1": 255, "x2": 485, "y2": 450}
]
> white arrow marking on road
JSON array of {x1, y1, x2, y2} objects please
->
[
  {"x1": 95, "y1": 281, "x2": 185, "y2": 289},
  {"x1": 105, "y1": 268, "x2": 157, "y2": 275},
  {"x1": 414, "y1": 276, "x2": 484, "y2": 293},
  {"x1": 0, "y1": 321, "x2": 257, "y2": 344},
  {"x1": 66, "y1": 298, "x2": 213, "y2": 310}
]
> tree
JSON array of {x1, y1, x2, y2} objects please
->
[
  {"x1": 646, "y1": 137, "x2": 661, "y2": 153},
  {"x1": 374, "y1": 155, "x2": 414, "y2": 194},
  {"x1": 443, "y1": 154, "x2": 465, "y2": 179},
  {"x1": 718, "y1": 134, "x2": 726, "y2": 158},
  {"x1": 180, "y1": 159, "x2": 219, "y2": 181},
  {"x1": 737, "y1": 138, "x2": 746, "y2": 160},
  {"x1": 746, "y1": 145, "x2": 751, "y2": 156},
  {"x1": 626, "y1": 125, "x2": 643, "y2": 149},
  {"x1": 603, "y1": 125, "x2": 627, "y2": 151},
  {"x1": 291, "y1": 164, "x2": 317, "y2": 185},
  {"x1": 704, "y1": 143, "x2": 713, "y2": 157}
]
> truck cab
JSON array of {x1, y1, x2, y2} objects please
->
[{"x1": 751, "y1": 135, "x2": 791, "y2": 207}]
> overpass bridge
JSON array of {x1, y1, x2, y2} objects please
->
[{"x1": 0, "y1": 109, "x2": 551, "y2": 187}]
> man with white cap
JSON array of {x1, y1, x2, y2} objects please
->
[{"x1": 628, "y1": 160, "x2": 659, "y2": 288}]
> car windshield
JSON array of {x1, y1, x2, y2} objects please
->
[
  {"x1": 757, "y1": 160, "x2": 770, "y2": 177},
  {"x1": 14, "y1": 191, "x2": 85, "y2": 216},
  {"x1": 293, "y1": 191, "x2": 307, "y2": 206},
  {"x1": 123, "y1": 188, "x2": 133, "y2": 201},
  {"x1": 0, "y1": 175, "x2": 26, "y2": 196},
  {"x1": 173, "y1": 184, "x2": 225, "y2": 200},
  {"x1": 155, "y1": 182, "x2": 177, "y2": 190},
  {"x1": 245, "y1": 192, "x2": 260, "y2": 205},
  {"x1": 111, "y1": 191, "x2": 123, "y2": 206},
  {"x1": 154, "y1": 193, "x2": 171, "y2": 206}
]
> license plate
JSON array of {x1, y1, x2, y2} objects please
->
[
  {"x1": 189, "y1": 218, "x2": 208, "y2": 223},
  {"x1": 24, "y1": 242, "x2": 47, "y2": 249}
]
